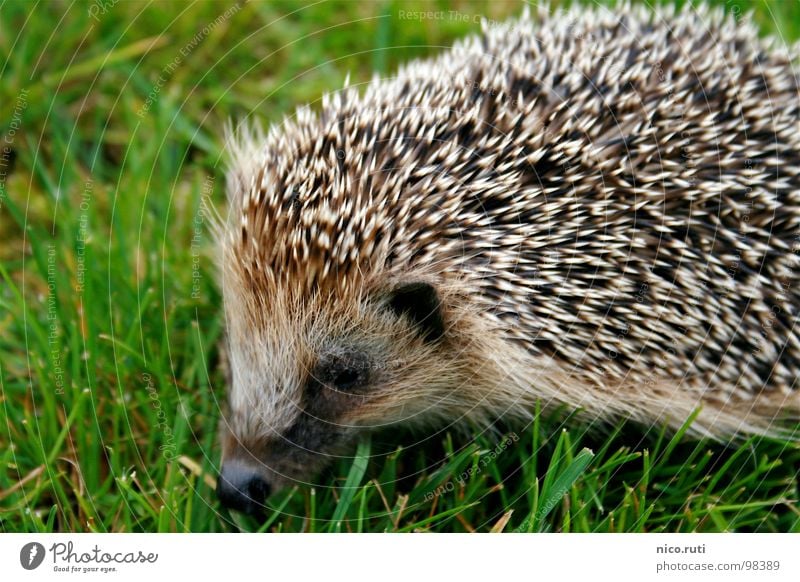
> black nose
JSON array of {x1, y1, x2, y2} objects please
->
[{"x1": 217, "y1": 462, "x2": 271, "y2": 517}]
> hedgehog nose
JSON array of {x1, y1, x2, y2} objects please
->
[{"x1": 217, "y1": 462, "x2": 271, "y2": 517}]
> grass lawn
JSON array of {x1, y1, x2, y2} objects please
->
[{"x1": 1, "y1": 0, "x2": 798, "y2": 533}]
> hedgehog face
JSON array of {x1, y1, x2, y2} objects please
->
[{"x1": 217, "y1": 278, "x2": 461, "y2": 516}]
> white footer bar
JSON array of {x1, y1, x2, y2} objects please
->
[{"x1": 1, "y1": 533, "x2": 797, "y2": 581}]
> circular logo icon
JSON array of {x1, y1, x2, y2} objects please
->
[{"x1": 20, "y1": 542, "x2": 46, "y2": 570}]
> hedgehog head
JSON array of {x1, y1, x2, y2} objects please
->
[{"x1": 214, "y1": 124, "x2": 480, "y2": 516}]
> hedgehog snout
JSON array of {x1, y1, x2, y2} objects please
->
[{"x1": 217, "y1": 459, "x2": 271, "y2": 518}]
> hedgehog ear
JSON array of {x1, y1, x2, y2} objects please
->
[{"x1": 387, "y1": 282, "x2": 445, "y2": 342}]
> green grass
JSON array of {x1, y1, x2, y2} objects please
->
[{"x1": 1, "y1": 0, "x2": 799, "y2": 533}]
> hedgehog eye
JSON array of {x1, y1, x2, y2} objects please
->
[
  {"x1": 331, "y1": 367, "x2": 362, "y2": 391},
  {"x1": 387, "y1": 282, "x2": 445, "y2": 342},
  {"x1": 315, "y1": 353, "x2": 369, "y2": 392}
]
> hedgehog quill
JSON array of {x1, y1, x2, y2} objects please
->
[{"x1": 215, "y1": 4, "x2": 800, "y2": 515}]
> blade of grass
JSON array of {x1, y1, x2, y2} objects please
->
[{"x1": 329, "y1": 436, "x2": 371, "y2": 532}]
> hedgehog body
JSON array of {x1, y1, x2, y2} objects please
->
[{"x1": 218, "y1": 3, "x2": 800, "y2": 512}]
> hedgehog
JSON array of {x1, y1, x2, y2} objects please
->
[{"x1": 215, "y1": 3, "x2": 800, "y2": 515}]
